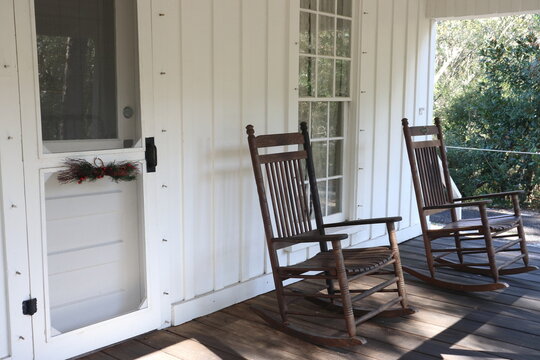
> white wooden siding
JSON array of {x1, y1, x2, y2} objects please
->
[
  {"x1": 162, "y1": 0, "x2": 429, "y2": 324},
  {"x1": 0, "y1": 225, "x2": 8, "y2": 359},
  {"x1": 427, "y1": 0, "x2": 540, "y2": 19},
  {"x1": 0, "y1": 0, "x2": 434, "y2": 336},
  {"x1": 355, "y1": 0, "x2": 431, "y2": 246}
]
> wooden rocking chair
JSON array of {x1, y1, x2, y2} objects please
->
[
  {"x1": 245, "y1": 122, "x2": 415, "y2": 347},
  {"x1": 402, "y1": 117, "x2": 538, "y2": 292}
]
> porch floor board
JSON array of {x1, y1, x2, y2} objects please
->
[{"x1": 77, "y1": 237, "x2": 540, "y2": 360}]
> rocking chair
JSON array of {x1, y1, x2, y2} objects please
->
[
  {"x1": 245, "y1": 122, "x2": 415, "y2": 347},
  {"x1": 402, "y1": 118, "x2": 538, "y2": 292}
]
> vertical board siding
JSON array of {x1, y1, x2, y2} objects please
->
[
  {"x1": 213, "y1": 0, "x2": 242, "y2": 291},
  {"x1": 357, "y1": 0, "x2": 428, "y2": 244},
  {"x1": 240, "y1": 0, "x2": 268, "y2": 282},
  {"x1": 428, "y1": 0, "x2": 540, "y2": 18},
  {"x1": 152, "y1": 0, "x2": 183, "y2": 310},
  {"x1": 357, "y1": 0, "x2": 378, "y2": 236},
  {"x1": 180, "y1": 0, "x2": 214, "y2": 298},
  {"x1": 400, "y1": 0, "x2": 421, "y2": 229},
  {"x1": 386, "y1": 0, "x2": 408, "y2": 230},
  {"x1": 0, "y1": 218, "x2": 7, "y2": 359},
  {"x1": 151, "y1": 0, "x2": 430, "y2": 309},
  {"x1": 370, "y1": 0, "x2": 394, "y2": 239}
]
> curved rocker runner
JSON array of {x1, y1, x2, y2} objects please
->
[
  {"x1": 401, "y1": 118, "x2": 538, "y2": 292},
  {"x1": 245, "y1": 123, "x2": 416, "y2": 347}
]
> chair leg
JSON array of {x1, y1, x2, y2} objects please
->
[
  {"x1": 273, "y1": 275, "x2": 290, "y2": 324},
  {"x1": 453, "y1": 232, "x2": 464, "y2": 264},
  {"x1": 517, "y1": 220, "x2": 530, "y2": 267},
  {"x1": 450, "y1": 209, "x2": 464, "y2": 264},
  {"x1": 423, "y1": 233, "x2": 437, "y2": 278},
  {"x1": 479, "y1": 206, "x2": 499, "y2": 283},
  {"x1": 332, "y1": 241, "x2": 356, "y2": 338},
  {"x1": 386, "y1": 222, "x2": 410, "y2": 310},
  {"x1": 512, "y1": 195, "x2": 530, "y2": 267}
]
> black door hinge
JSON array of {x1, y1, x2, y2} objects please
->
[
  {"x1": 145, "y1": 137, "x2": 158, "y2": 173},
  {"x1": 22, "y1": 298, "x2": 37, "y2": 316}
]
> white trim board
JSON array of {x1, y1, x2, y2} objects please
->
[
  {"x1": 172, "y1": 272, "x2": 289, "y2": 325},
  {"x1": 171, "y1": 224, "x2": 422, "y2": 326}
]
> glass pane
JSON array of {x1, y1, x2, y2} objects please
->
[
  {"x1": 44, "y1": 170, "x2": 145, "y2": 334},
  {"x1": 311, "y1": 102, "x2": 328, "y2": 138},
  {"x1": 328, "y1": 178, "x2": 342, "y2": 215},
  {"x1": 317, "y1": 180, "x2": 328, "y2": 216},
  {"x1": 311, "y1": 141, "x2": 327, "y2": 178},
  {"x1": 319, "y1": 0, "x2": 335, "y2": 14},
  {"x1": 299, "y1": 102, "x2": 310, "y2": 126},
  {"x1": 318, "y1": 15, "x2": 335, "y2": 56},
  {"x1": 329, "y1": 102, "x2": 344, "y2": 137},
  {"x1": 299, "y1": 56, "x2": 315, "y2": 97},
  {"x1": 35, "y1": 0, "x2": 140, "y2": 153},
  {"x1": 301, "y1": 0, "x2": 317, "y2": 10},
  {"x1": 337, "y1": 0, "x2": 352, "y2": 17},
  {"x1": 317, "y1": 58, "x2": 334, "y2": 97},
  {"x1": 335, "y1": 60, "x2": 351, "y2": 97},
  {"x1": 328, "y1": 140, "x2": 343, "y2": 177},
  {"x1": 336, "y1": 19, "x2": 352, "y2": 57},
  {"x1": 299, "y1": 12, "x2": 316, "y2": 54}
]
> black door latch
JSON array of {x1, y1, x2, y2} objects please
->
[
  {"x1": 22, "y1": 298, "x2": 37, "y2": 316},
  {"x1": 145, "y1": 137, "x2": 158, "y2": 173}
]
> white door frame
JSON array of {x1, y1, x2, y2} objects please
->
[
  {"x1": 1, "y1": 0, "x2": 169, "y2": 358},
  {"x1": 0, "y1": 0, "x2": 34, "y2": 357}
]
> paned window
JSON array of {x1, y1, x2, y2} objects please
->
[{"x1": 298, "y1": 0, "x2": 352, "y2": 217}]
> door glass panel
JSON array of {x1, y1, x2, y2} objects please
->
[
  {"x1": 327, "y1": 178, "x2": 342, "y2": 215},
  {"x1": 35, "y1": 0, "x2": 140, "y2": 153},
  {"x1": 336, "y1": 19, "x2": 351, "y2": 57},
  {"x1": 44, "y1": 171, "x2": 146, "y2": 335},
  {"x1": 299, "y1": 12, "x2": 316, "y2": 54},
  {"x1": 317, "y1": 58, "x2": 334, "y2": 97},
  {"x1": 317, "y1": 15, "x2": 335, "y2": 56}
]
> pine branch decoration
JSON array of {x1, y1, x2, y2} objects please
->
[{"x1": 57, "y1": 158, "x2": 139, "y2": 184}]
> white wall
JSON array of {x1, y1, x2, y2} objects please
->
[
  {"x1": 0, "y1": 215, "x2": 8, "y2": 359},
  {"x1": 356, "y1": 0, "x2": 432, "y2": 245},
  {"x1": 0, "y1": 0, "x2": 434, "y2": 339},
  {"x1": 152, "y1": 0, "x2": 431, "y2": 325},
  {"x1": 427, "y1": 0, "x2": 540, "y2": 19}
]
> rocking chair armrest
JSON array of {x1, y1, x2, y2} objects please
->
[
  {"x1": 424, "y1": 200, "x2": 491, "y2": 211},
  {"x1": 323, "y1": 216, "x2": 402, "y2": 228},
  {"x1": 454, "y1": 190, "x2": 524, "y2": 201},
  {"x1": 271, "y1": 233, "x2": 348, "y2": 244}
]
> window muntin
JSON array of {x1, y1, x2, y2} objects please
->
[{"x1": 299, "y1": 0, "x2": 352, "y2": 217}]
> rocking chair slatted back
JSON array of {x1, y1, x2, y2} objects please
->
[
  {"x1": 264, "y1": 159, "x2": 312, "y2": 239},
  {"x1": 402, "y1": 119, "x2": 454, "y2": 210},
  {"x1": 414, "y1": 146, "x2": 448, "y2": 207},
  {"x1": 247, "y1": 124, "x2": 320, "y2": 250}
]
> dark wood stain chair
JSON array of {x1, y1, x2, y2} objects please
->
[
  {"x1": 402, "y1": 117, "x2": 538, "y2": 292},
  {"x1": 246, "y1": 122, "x2": 415, "y2": 347}
]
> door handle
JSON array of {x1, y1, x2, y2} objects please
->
[{"x1": 145, "y1": 137, "x2": 157, "y2": 172}]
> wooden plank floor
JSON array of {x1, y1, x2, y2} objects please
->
[{"x1": 77, "y1": 237, "x2": 540, "y2": 360}]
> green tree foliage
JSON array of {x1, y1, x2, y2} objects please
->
[{"x1": 435, "y1": 15, "x2": 540, "y2": 208}]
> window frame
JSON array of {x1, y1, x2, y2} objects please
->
[{"x1": 294, "y1": 0, "x2": 356, "y2": 225}]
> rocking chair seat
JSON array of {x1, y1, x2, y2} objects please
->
[
  {"x1": 280, "y1": 247, "x2": 393, "y2": 275},
  {"x1": 439, "y1": 214, "x2": 520, "y2": 233}
]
